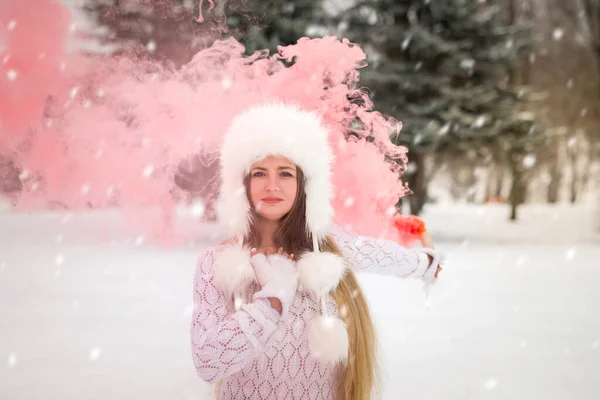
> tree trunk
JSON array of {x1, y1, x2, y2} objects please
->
[
  {"x1": 407, "y1": 151, "x2": 428, "y2": 216},
  {"x1": 570, "y1": 166, "x2": 579, "y2": 203},
  {"x1": 547, "y1": 160, "x2": 562, "y2": 203},
  {"x1": 494, "y1": 166, "x2": 505, "y2": 197},
  {"x1": 508, "y1": 154, "x2": 526, "y2": 221}
]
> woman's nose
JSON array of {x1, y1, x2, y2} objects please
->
[{"x1": 265, "y1": 177, "x2": 280, "y2": 192}]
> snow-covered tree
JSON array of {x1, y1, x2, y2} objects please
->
[{"x1": 332, "y1": 0, "x2": 548, "y2": 216}]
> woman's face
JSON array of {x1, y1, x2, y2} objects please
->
[{"x1": 249, "y1": 156, "x2": 298, "y2": 222}]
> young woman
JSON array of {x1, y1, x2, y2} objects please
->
[{"x1": 191, "y1": 102, "x2": 443, "y2": 400}]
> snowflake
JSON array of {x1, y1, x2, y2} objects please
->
[
  {"x1": 143, "y1": 165, "x2": 154, "y2": 178},
  {"x1": 7, "y1": 353, "x2": 17, "y2": 368},
  {"x1": 460, "y1": 58, "x2": 475, "y2": 70},
  {"x1": 221, "y1": 77, "x2": 232, "y2": 88},
  {"x1": 564, "y1": 248, "x2": 576, "y2": 262},
  {"x1": 89, "y1": 348, "x2": 102, "y2": 361},
  {"x1": 522, "y1": 154, "x2": 536, "y2": 168},
  {"x1": 472, "y1": 116, "x2": 486, "y2": 128},
  {"x1": 343, "y1": 197, "x2": 355, "y2": 208},
  {"x1": 191, "y1": 199, "x2": 206, "y2": 218},
  {"x1": 553, "y1": 28, "x2": 564, "y2": 41},
  {"x1": 146, "y1": 40, "x2": 157, "y2": 53}
]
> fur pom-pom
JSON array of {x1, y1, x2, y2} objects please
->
[
  {"x1": 297, "y1": 252, "x2": 346, "y2": 300},
  {"x1": 213, "y1": 246, "x2": 256, "y2": 298},
  {"x1": 308, "y1": 315, "x2": 349, "y2": 364}
]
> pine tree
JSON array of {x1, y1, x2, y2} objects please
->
[{"x1": 333, "y1": 0, "x2": 544, "y2": 215}]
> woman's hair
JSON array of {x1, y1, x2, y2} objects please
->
[{"x1": 237, "y1": 166, "x2": 379, "y2": 400}]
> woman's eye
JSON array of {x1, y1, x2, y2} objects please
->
[
  {"x1": 281, "y1": 172, "x2": 294, "y2": 177},
  {"x1": 252, "y1": 171, "x2": 265, "y2": 177}
]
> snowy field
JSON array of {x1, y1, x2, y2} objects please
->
[{"x1": 1, "y1": 203, "x2": 599, "y2": 400}]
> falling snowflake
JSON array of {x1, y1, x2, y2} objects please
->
[
  {"x1": 55, "y1": 234, "x2": 64, "y2": 244},
  {"x1": 54, "y1": 270, "x2": 61, "y2": 278},
  {"x1": 7, "y1": 353, "x2": 17, "y2": 368},
  {"x1": 515, "y1": 255, "x2": 528, "y2": 267},
  {"x1": 484, "y1": 378, "x2": 498, "y2": 390},
  {"x1": 439, "y1": 123, "x2": 451, "y2": 135},
  {"x1": 522, "y1": 154, "x2": 536, "y2": 169},
  {"x1": 142, "y1": 165, "x2": 154, "y2": 178},
  {"x1": 134, "y1": 236, "x2": 145, "y2": 246},
  {"x1": 7, "y1": 70, "x2": 17, "y2": 81},
  {"x1": 191, "y1": 199, "x2": 206, "y2": 219},
  {"x1": 221, "y1": 77, "x2": 232, "y2": 88},
  {"x1": 460, "y1": 58, "x2": 475, "y2": 70},
  {"x1": 567, "y1": 79, "x2": 574, "y2": 89},
  {"x1": 593, "y1": 340, "x2": 599, "y2": 350},
  {"x1": 183, "y1": 304, "x2": 194, "y2": 317},
  {"x1": 55, "y1": 254, "x2": 65, "y2": 266},
  {"x1": 146, "y1": 40, "x2": 157, "y2": 53},
  {"x1": 401, "y1": 37, "x2": 411, "y2": 50},
  {"x1": 89, "y1": 348, "x2": 102, "y2": 361},
  {"x1": 70, "y1": 87, "x2": 79, "y2": 99},
  {"x1": 343, "y1": 197, "x2": 355, "y2": 208},
  {"x1": 553, "y1": 28, "x2": 564, "y2": 41},
  {"x1": 564, "y1": 248, "x2": 576, "y2": 262},
  {"x1": 18, "y1": 170, "x2": 29, "y2": 181},
  {"x1": 472, "y1": 116, "x2": 486, "y2": 128},
  {"x1": 80, "y1": 184, "x2": 90, "y2": 195},
  {"x1": 7, "y1": 20, "x2": 16, "y2": 31}
]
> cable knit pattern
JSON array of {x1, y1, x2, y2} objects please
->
[{"x1": 191, "y1": 227, "x2": 438, "y2": 399}]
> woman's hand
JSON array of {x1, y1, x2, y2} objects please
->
[
  {"x1": 420, "y1": 231, "x2": 443, "y2": 278},
  {"x1": 250, "y1": 247, "x2": 298, "y2": 316}
]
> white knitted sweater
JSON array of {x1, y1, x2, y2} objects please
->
[{"x1": 191, "y1": 226, "x2": 438, "y2": 399}]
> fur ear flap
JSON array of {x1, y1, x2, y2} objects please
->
[
  {"x1": 297, "y1": 252, "x2": 346, "y2": 299},
  {"x1": 213, "y1": 246, "x2": 256, "y2": 299}
]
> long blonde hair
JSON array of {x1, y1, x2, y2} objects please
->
[{"x1": 216, "y1": 166, "x2": 379, "y2": 399}]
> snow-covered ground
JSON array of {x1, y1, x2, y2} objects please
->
[{"x1": 1, "y1": 203, "x2": 599, "y2": 400}]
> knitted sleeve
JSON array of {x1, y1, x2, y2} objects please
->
[
  {"x1": 330, "y1": 225, "x2": 442, "y2": 283},
  {"x1": 190, "y1": 248, "x2": 281, "y2": 383}
]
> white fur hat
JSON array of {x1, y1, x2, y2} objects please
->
[
  {"x1": 217, "y1": 102, "x2": 334, "y2": 245},
  {"x1": 214, "y1": 102, "x2": 349, "y2": 365}
]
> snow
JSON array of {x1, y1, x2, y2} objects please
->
[{"x1": 0, "y1": 204, "x2": 599, "y2": 399}]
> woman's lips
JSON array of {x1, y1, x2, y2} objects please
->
[{"x1": 262, "y1": 198, "x2": 283, "y2": 204}]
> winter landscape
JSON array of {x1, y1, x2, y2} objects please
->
[
  {"x1": 1, "y1": 202, "x2": 599, "y2": 400},
  {"x1": 2, "y1": 0, "x2": 600, "y2": 399}
]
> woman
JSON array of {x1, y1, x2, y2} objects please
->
[{"x1": 191, "y1": 102, "x2": 442, "y2": 399}]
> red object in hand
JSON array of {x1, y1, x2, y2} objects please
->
[{"x1": 392, "y1": 214, "x2": 427, "y2": 247}]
